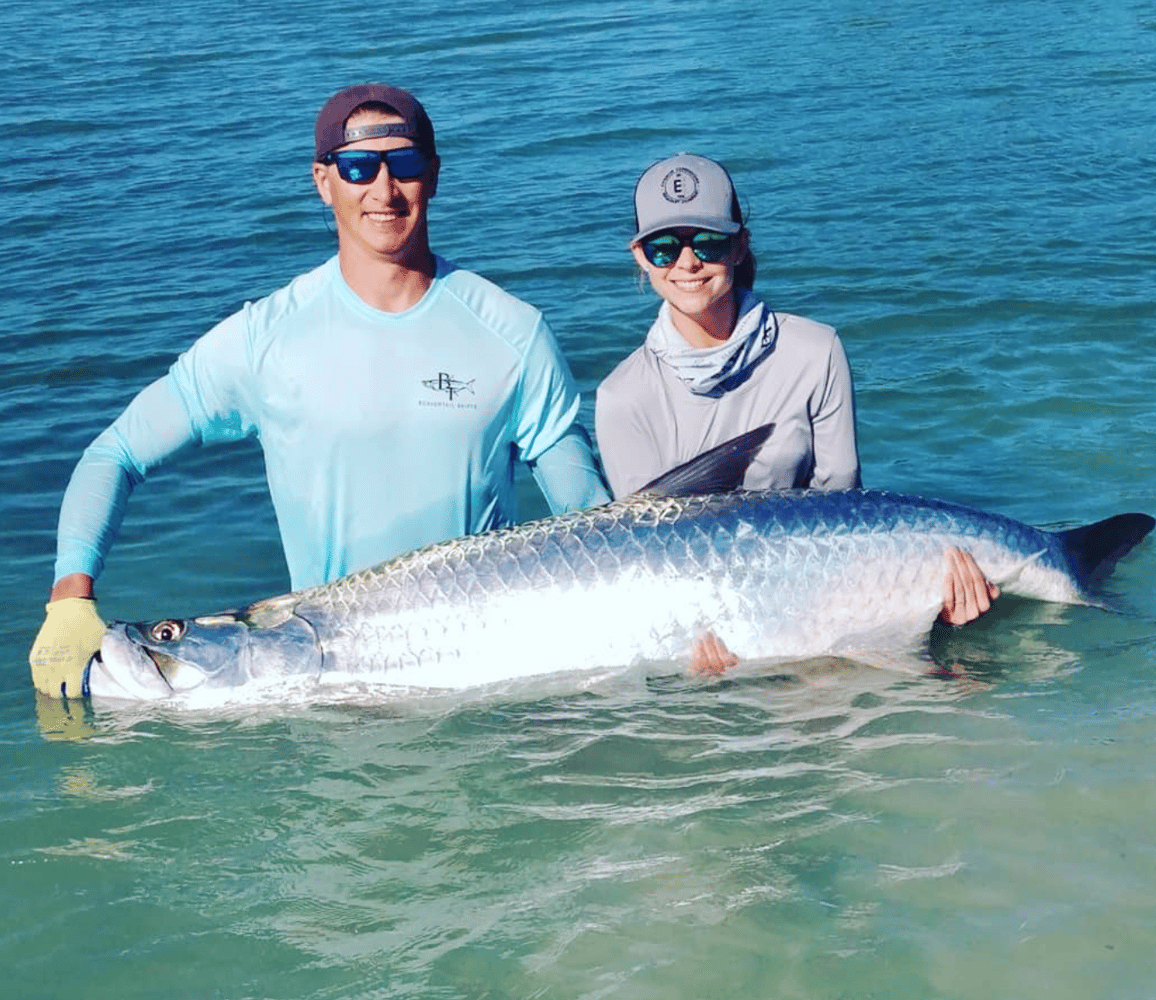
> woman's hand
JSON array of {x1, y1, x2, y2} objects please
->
[
  {"x1": 691, "y1": 631, "x2": 739, "y2": 676},
  {"x1": 940, "y1": 548, "x2": 1000, "y2": 625}
]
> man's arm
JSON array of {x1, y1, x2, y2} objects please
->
[
  {"x1": 30, "y1": 373, "x2": 214, "y2": 697},
  {"x1": 512, "y1": 317, "x2": 611, "y2": 512},
  {"x1": 530, "y1": 423, "x2": 611, "y2": 512},
  {"x1": 50, "y1": 573, "x2": 94, "y2": 600}
]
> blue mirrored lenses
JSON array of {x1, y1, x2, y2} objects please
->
[
  {"x1": 641, "y1": 230, "x2": 735, "y2": 267},
  {"x1": 325, "y1": 147, "x2": 429, "y2": 184}
]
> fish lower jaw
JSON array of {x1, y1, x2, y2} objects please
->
[{"x1": 86, "y1": 650, "x2": 172, "y2": 701}]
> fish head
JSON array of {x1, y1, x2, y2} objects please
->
[
  {"x1": 86, "y1": 598, "x2": 322, "y2": 701},
  {"x1": 87, "y1": 616, "x2": 256, "y2": 700}
]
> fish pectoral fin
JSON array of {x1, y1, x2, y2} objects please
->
[{"x1": 988, "y1": 549, "x2": 1045, "y2": 589}]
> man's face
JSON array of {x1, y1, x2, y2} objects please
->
[{"x1": 312, "y1": 110, "x2": 439, "y2": 266}]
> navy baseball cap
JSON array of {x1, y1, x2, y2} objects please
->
[{"x1": 314, "y1": 83, "x2": 436, "y2": 162}]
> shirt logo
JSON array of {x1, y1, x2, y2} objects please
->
[
  {"x1": 423, "y1": 372, "x2": 475, "y2": 402},
  {"x1": 661, "y1": 167, "x2": 699, "y2": 203}
]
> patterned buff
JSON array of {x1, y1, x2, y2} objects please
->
[{"x1": 645, "y1": 289, "x2": 779, "y2": 396}]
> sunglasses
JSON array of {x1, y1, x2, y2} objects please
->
[
  {"x1": 639, "y1": 230, "x2": 736, "y2": 267},
  {"x1": 321, "y1": 147, "x2": 430, "y2": 184}
]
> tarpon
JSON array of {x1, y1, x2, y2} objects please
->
[{"x1": 84, "y1": 426, "x2": 1153, "y2": 703}]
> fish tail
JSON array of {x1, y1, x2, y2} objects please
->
[{"x1": 1058, "y1": 513, "x2": 1155, "y2": 584}]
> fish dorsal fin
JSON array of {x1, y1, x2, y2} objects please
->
[
  {"x1": 636, "y1": 423, "x2": 775, "y2": 498},
  {"x1": 1058, "y1": 512, "x2": 1155, "y2": 583}
]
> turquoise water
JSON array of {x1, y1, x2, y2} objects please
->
[{"x1": 4, "y1": 1, "x2": 1156, "y2": 997}]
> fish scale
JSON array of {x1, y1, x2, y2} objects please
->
[{"x1": 86, "y1": 489, "x2": 1153, "y2": 702}]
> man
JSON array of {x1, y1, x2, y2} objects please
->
[{"x1": 30, "y1": 83, "x2": 611, "y2": 698}]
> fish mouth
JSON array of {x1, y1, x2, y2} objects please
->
[
  {"x1": 92, "y1": 646, "x2": 178, "y2": 692},
  {"x1": 85, "y1": 629, "x2": 184, "y2": 701}
]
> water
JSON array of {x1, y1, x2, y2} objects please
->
[{"x1": 3, "y1": 0, "x2": 1156, "y2": 996}]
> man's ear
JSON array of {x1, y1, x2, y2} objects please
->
[
  {"x1": 425, "y1": 155, "x2": 441, "y2": 199},
  {"x1": 312, "y1": 161, "x2": 333, "y2": 206}
]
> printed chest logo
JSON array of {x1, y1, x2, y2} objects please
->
[
  {"x1": 420, "y1": 371, "x2": 478, "y2": 409},
  {"x1": 661, "y1": 167, "x2": 699, "y2": 203}
]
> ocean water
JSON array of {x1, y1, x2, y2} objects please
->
[{"x1": 3, "y1": 0, "x2": 1156, "y2": 997}]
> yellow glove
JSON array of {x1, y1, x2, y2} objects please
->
[{"x1": 29, "y1": 598, "x2": 106, "y2": 698}]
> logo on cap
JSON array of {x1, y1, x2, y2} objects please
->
[
  {"x1": 661, "y1": 168, "x2": 699, "y2": 204},
  {"x1": 343, "y1": 122, "x2": 418, "y2": 144}
]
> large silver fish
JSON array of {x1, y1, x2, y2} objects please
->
[{"x1": 84, "y1": 427, "x2": 1153, "y2": 702}]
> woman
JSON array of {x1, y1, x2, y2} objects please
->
[
  {"x1": 597, "y1": 153, "x2": 860, "y2": 496},
  {"x1": 596, "y1": 153, "x2": 997, "y2": 672}
]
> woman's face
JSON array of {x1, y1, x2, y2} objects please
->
[{"x1": 631, "y1": 227, "x2": 749, "y2": 341}]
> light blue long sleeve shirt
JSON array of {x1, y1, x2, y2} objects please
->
[{"x1": 55, "y1": 255, "x2": 609, "y2": 590}]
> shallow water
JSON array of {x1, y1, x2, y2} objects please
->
[{"x1": 3, "y1": 0, "x2": 1156, "y2": 997}]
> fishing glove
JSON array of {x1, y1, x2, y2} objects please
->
[{"x1": 29, "y1": 598, "x2": 105, "y2": 698}]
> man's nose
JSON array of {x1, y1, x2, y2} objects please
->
[{"x1": 369, "y1": 162, "x2": 400, "y2": 194}]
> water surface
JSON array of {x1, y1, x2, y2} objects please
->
[{"x1": 3, "y1": 1, "x2": 1155, "y2": 997}]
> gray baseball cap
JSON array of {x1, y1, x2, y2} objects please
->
[{"x1": 631, "y1": 153, "x2": 742, "y2": 243}]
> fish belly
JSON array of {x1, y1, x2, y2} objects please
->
[{"x1": 286, "y1": 491, "x2": 1077, "y2": 689}]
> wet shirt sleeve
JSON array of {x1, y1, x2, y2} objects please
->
[
  {"x1": 808, "y1": 334, "x2": 861, "y2": 490},
  {"x1": 53, "y1": 311, "x2": 257, "y2": 582},
  {"x1": 512, "y1": 317, "x2": 611, "y2": 512}
]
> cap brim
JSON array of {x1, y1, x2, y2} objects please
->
[{"x1": 631, "y1": 216, "x2": 743, "y2": 244}]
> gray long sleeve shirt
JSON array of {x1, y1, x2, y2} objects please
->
[{"x1": 595, "y1": 304, "x2": 861, "y2": 498}]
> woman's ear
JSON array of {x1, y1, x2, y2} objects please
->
[{"x1": 631, "y1": 243, "x2": 657, "y2": 294}]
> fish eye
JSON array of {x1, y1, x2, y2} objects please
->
[{"x1": 149, "y1": 620, "x2": 186, "y2": 643}]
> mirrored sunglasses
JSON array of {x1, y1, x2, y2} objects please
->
[
  {"x1": 321, "y1": 147, "x2": 429, "y2": 184},
  {"x1": 640, "y1": 230, "x2": 736, "y2": 267}
]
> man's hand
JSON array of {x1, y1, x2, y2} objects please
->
[
  {"x1": 941, "y1": 549, "x2": 1000, "y2": 626},
  {"x1": 29, "y1": 598, "x2": 106, "y2": 698}
]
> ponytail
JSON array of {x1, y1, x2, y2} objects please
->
[{"x1": 730, "y1": 186, "x2": 755, "y2": 290}]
